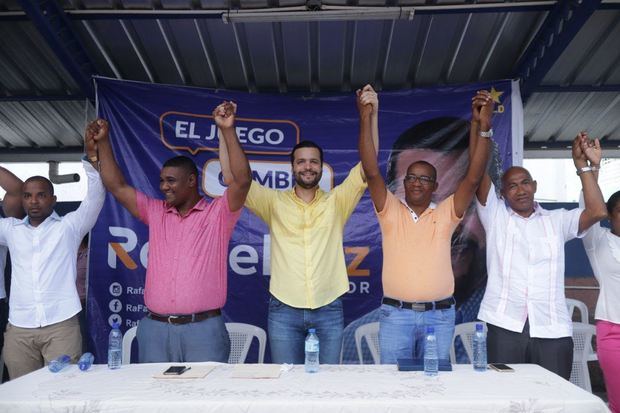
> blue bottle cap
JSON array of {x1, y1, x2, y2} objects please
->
[
  {"x1": 426, "y1": 326, "x2": 434, "y2": 334},
  {"x1": 112, "y1": 322, "x2": 120, "y2": 329},
  {"x1": 476, "y1": 323, "x2": 484, "y2": 331},
  {"x1": 308, "y1": 328, "x2": 316, "y2": 333}
]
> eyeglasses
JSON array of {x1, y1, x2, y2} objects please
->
[{"x1": 404, "y1": 174, "x2": 435, "y2": 185}]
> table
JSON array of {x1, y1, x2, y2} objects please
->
[{"x1": 0, "y1": 363, "x2": 609, "y2": 413}]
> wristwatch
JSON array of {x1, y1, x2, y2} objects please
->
[
  {"x1": 479, "y1": 128, "x2": 493, "y2": 138},
  {"x1": 576, "y1": 165, "x2": 599, "y2": 175}
]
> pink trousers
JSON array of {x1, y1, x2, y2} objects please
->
[{"x1": 597, "y1": 320, "x2": 620, "y2": 413}]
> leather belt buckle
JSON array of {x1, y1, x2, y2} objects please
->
[
  {"x1": 411, "y1": 303, "x2": 427, "y2": 312},
  {"x1": 167, "y1": 315, "x2": 180, "y2": 324}
]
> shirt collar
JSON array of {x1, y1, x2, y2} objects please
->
[
  {"x1": 507, "y1": 201, "x2": 548, "y2": 218},
  {"x1": 15, "y1": 211, "x2": 61, "y2": 227},
  {"x1": 399, "y1": 198, "x2": 437, "y2": 222},
  {"x1": 164, "y1": 197, "x2": 207, "y2": 216},
  {"x1": 290, "y1": 187, "x2": 324, "y2": 206}
]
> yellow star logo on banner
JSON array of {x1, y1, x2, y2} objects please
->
[{"x1": 490, "y1": 87, "x2": 504, "y2": 104}]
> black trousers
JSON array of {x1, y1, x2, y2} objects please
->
[
  {"x1": 0, "y1": 297, "x2": 8, "y2": 382},
  {"x1": 487, "y1": 319, "x2": 573, "y2": 380}
]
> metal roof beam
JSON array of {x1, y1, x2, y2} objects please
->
[
  {"x1": 0, "y1": 2, "x2": 573, "y2": 22},
  {"x1": 534, "y1": 84, "x2": 620, "y2": 93},
  {"x1": 0, "y1": 95, "x2": 86, "y2": 102},
  {"x1": 17, "y1": 0, "x2": 97, "y2": 101},
  {"x1": 0, "y1": 146, "x2": 84, "y2": 162},
  {"x1": 515, "y1": 0, "x2": 602, "y2": 103},
  {"x1": 525, "y1": 140, "x2": 620, "y2": 150},
  {"x1": 4, "y1": 2, "x2": 620, "y2": 22},
  {"x1": 231, "y1": 23, "x2": 256, "y2": 93},
  {"x1": 524, "y1": 147, "x2": 620, "y2": 158}
]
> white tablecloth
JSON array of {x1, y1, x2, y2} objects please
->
[{"x1": 0, "y1": 363, "x2": 609, "y2": 413}]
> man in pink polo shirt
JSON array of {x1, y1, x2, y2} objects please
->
[{"x1": 89, "y1": 101, "x2": 251, "y2": 363}]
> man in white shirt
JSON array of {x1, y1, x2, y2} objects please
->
[
  {"x1": 0, "y1": 125, "x2": 104, "y2": 379},
  {"x1": 473, "y1": 131, "x2": 607, "y2": 379}
]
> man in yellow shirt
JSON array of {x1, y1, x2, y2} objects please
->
[
  {"x1": 358, "y1": 89, "x2": 493, "y2": 363},
  {"x1": 222, "y1": 88, "x2": 377, "y2": 364}
]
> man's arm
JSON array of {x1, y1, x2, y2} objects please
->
[
  {"x1": 581, "y1": 133, "x2": 601, "y2": 181},
  {"x1": 88, "y1": 119, "x2": 139, "y2": 218},
  {"x1": 453, "y1": 91, "x2": 493, "y2": 218},
  {"x1": 357, "y1": 85, "x2": 387, "y2": 212},
  {"x1": 573, "y1": 132, "x2": 607, "y2": 233},
  {"x1": 468, "y1": 92, "x2": 494, "y2": 205},
  {"x1": 361, "y1": 85, "x2": 380, "y2": 182},
  {"x1": 62, "y1": 124, "x2": 106, "y2": 237},
  {"x1": 0, "y1": 165, "x2": 24, "y2": 218},
  {"x1": 213, "y1": 101, "x2": 252, "y2": 212}
]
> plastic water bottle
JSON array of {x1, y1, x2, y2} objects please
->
[
  {"x1": 107, "y1": 322, "x2": 122, "y2": 369},
  {"x1": 473, "y1": 323, "x2": 487, "y2": 372},
  {"x1": 304, "y1": 328, "x2": 320, "y2": 373},
  {"x1": 424, "y1": 326, "x2": 438, "y2": 376},
  {"x1": 78, "y1": 352, "x2": 95, "y2": 371},
  {"x1": 48, "y1": 354, "x2": 71, "y2": 373}
]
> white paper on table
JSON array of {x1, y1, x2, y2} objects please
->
[
  {"x1": 231, "y1": 364, "x2": 282, "y2": 379},
  {"x1": 152, "y1": 365, "x2": 216, "y2": 379}
]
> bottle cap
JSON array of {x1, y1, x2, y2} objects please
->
[
  {"x1": 476, "y1": 323, "x2": 484, "y2": 331},
  {"x1": 112, "y1": 322, "x2": 120, "y2": 329},
  {"x1": 426, "y1": 326, "x2": 434, "y2": 334},
  {"x1": 308, "y1": 328, "x2": 316, "y2": 333}
]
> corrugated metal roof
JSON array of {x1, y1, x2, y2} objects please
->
[{"x1": 0, "y1": 0, "x2": 618, "y2": 160}]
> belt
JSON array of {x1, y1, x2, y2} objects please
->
[
  {"x1": 147, "y1": 309, "x2": 221, "y2": 325},
  {"x1": 382, "y1": 297, "x2": 455, "y2": 312}
]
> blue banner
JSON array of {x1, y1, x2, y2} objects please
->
[{"x1": 87, "y1": 77, "x2": 522, "y2": 363}]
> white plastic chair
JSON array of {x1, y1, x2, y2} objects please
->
[
  {"x1": 566, "y1": 298, "x2": 589, "y2": 323},
  {"x1": 565, "y1": 299, "x2": 597, "y2": 361},
  {"x1": 570, "y1": 322, "x2": 597, "y2": 392},
  {"x1": 225, "y1": 322, "x2": 266, "y2": 364},
  {"x1": 121, "y1": 326, "x2": 138, "y2": 365},
  {"x1": 450, "y1": 321, "x2": 487, "y2": 364},
  {"x1": 354, "y1": 322, "x2": 380, "y2": 365}
]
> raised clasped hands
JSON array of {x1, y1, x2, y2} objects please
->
[
  {"x1": 213, "y1": 101, "x2": 237, "y2": 130},
  {"x1": 471, "y1": 90, "x2": 494, "y2": 125},
  {"x1": 84, "y1": 118, "x2": 109, "y2": 161},
  {"x1": 356, "y1": 84, "x2": 378, "y2": 118},
  {"x1": 579, "y1": 131, "x2": 601, "y2": 167}
]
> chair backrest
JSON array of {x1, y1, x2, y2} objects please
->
[
  {"x1": 450, "y1": 322, "x2": 487, "y2": 364},
  {"x1": 570, "y1": 322, "x2": 596, "y2": 392},
  {"x1": 340, "y1": 308, "x2": 381, "y2": 364},
  {"x1": 354, "y1": 322, "x2": 380, "y2": 364},
  {"x1": 225, "y1": 322, "x2": 266, "y2": 364},
  {"x1": 122, "y1": 326, "x2": 138, "y2": 365},
  {"x1": 566, "y1": 298, "x2": 589, "y2": 323}
]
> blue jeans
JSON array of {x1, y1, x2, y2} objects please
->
[
  {"x1": 137, "y1": 314, "x2": 230, "y2": 363},
  {"x1": 379, "y1": 300, "x2": 455, "y2": 364},
  {"x1": 268, "y1": 296, "x2": 343, "y2": 364}
]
